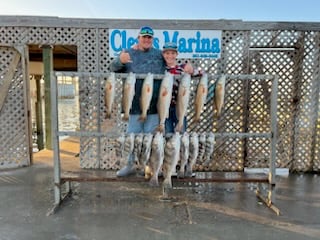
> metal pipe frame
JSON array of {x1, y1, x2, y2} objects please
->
[{"x1": 49, "y1": 73, "x2": 279, "y2": 215}]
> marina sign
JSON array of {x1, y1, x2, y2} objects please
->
[{"x1": 109, "y1": 29, "x2": 222, "y2": 59}]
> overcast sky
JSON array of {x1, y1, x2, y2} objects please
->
[{"x1": 1, "y1": 0, "x2": 320, "y2": 22}]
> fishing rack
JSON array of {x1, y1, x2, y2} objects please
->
[{"x1": 48, "y1": 72, "x2": 279, "y2": 215}]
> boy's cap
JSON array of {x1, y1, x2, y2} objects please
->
[
  {"x1": 139, "y1": 26, "x2": 154, "y2": 37},
  {"x1": 163, "y1": 42, "x2": 178, "y2": 52}
]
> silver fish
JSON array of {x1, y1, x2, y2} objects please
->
[
  {"x1": 175, "y1": 73, "x2": 191, "y2": 133},
  {"x1": 203, "y1": 132, "x2": 215, "y2": 167},
  {"x1": 163, "y1": 132, "x2": 181, "y2": 189},
  {"x1": 120, "y1": 133, "x2": 135, "y2": 169},
  {"x1": 194, "y1": 73, "x2": 208, "y2": 123},
  {"x1": 133, "y1": 133, "x2": 144, "y2": 167},
  {"x1": 196, "y1": 133, "x2": 207, "y2": 166},
  {"x1": 139, "y1": 133, "x2": 153, "y2": 168},
  {"x1": 122, "y1": 72, "x2": 136, "y2": 121},
  {"x1": 115, "y1": 133, "x2": 125, "y2": 158},
  {"x1": 214, "y1": 75, "x2": 226, "y2": 117},
  {"x1": 104, "y1": 72, "x2": 116, "y2": 118},
  {"x1": 157, "y1": 72, "x2": 174, "y2": 133},
  {"x1": 148, "y1": 132, "x2": 164, "y2": 186},
  {"x1": 139, "y1": 73, "x2": 154, "y2": 122},
  {"x1": 123, "y1": 133, "x2": 135, "y2": 158},
  {"x1": 186, "y1": 132, "x2": 199, "y2": 177},
  {"x1": 177, "y1": 132, "x2": 190, "y2": 178}
]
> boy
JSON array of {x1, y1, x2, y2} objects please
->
[{"x1": 162, "y1": 42, "x2": 194, "y2": 133}]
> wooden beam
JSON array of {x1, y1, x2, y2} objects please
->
[{"x1": 0, "y1": 51, "x2": 21, "y2": 113}]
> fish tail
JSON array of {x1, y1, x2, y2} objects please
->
[
  {"x1": 148, "y1": 177, "x2": 159, "y2": 187},
  {"x1": 156, "y1": 124, "x2": 165, "y2": 133},
  {"x1": 105, "y1": 112, "x2": 111, "y2": 119},
  {"x1": 122, "y1": 114, "x2": 129, "y2": 121},
  {"x1": 177, "y1": 170, "x2": 185, "y2": 179},
  {"x1": 138, "y1": 114, "x2": 146, "y2": 122},
  {"x1": 162, "y1": 178, "x2": 172, "y2": 189},
  {"x1": 194, "y1": 116, "x2": 201, "y2": 123},
  {"x1": 185, "y1": 166, "x2": 193, "y2": 178},
  {"x1": 175, "y1": 123, "x2": 182, "y2": 133}
]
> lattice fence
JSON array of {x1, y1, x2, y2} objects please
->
[
  {"x1": 0, "y1": 20, "x2": 320, "y2": 171},
  {"x1": 0, "y1": 46, "x2": 29, "y2": 168}
]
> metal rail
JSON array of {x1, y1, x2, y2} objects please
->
[{"x1": 49, "y1": 72, "x2": 279, "y2": 215}]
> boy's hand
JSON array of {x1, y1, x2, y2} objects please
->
[{"x1": 183, "y1": 62, "x2": 194, "y2": 74}]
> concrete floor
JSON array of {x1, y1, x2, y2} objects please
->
[{"x1": 0, "y1": 141, "x2": 320, "y2": 240}]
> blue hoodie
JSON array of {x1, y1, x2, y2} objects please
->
[{"x1": 110, "y1": 47, "x2": 166, "y2": 114}]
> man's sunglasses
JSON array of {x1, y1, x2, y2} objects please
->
[{"x1": 140, "y1": 27, "x2": 154, "y2": 36}]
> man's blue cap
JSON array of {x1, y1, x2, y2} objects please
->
[{"x1": 139, "y1": 26, "x2": 154, "y2": 37}]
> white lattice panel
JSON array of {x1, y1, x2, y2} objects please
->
[
  {"x1": 0, "y1": 21, "x2": 320, "y2": 172},
  {"x1": 0, "y1": 47, "x2": 29, "y2": 168}
]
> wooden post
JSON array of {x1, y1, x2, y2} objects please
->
[
  {"x1": 35, "y1": 74, "x2": 44, "y2": 150},
  {"x1": 42, "y1": 45, "x2": 53, "y2": 150}
]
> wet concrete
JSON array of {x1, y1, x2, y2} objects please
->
[
  {"x1": 1, "y1": 139, "x2": 320, "y2": 240},
  {"x1": 1, "y1": 162, "x2": 320, "y2": 240}
]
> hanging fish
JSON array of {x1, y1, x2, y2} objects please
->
[
  {"x1": 196, "y1": 133, "x2": 207, "y2": 165},
  {"x1": 194, "y1": 73, "x2": 208, "y2": 123},
  {"x1": 148, "y1": 132, "x2": 164, "y2": 186},
  {"x1": 133, "y1": 133, "x2": 143, "y2": 166},
  {"x1": 163, "y1": 132, "x2": 180, "y2": 189},
  {"x1": 203, "y1": 132, "x2": 215, "y2": 167},
  {"x1": 175, "y1": 73, "x2": 191, "y2": 133},
  {"x1": 115, "y1": 133, "x2": 125, "y2": 158},
  {"x1": 186, "y1": 132, "x2": 199, "y2": 177},
  {"x1": 122, "y1": 72, "x2": 136, "y2": 121},
  {"x1": 139, "y1": 73, "x2": 154, "y2": 122},
  {"x1": 104, "y1": 72, "x2": 116, "y2": 118},
  {"x1": 139, "y1": 133, "x2": 153, "y2": 169},
  {"x1": 177, "y1": 132, "x2": 190, "y2": 178},
  {"x1": 123, "y1": 133, "x2": 135, "y2": 158},
  {"x1": 214, "y1": 75, "x2": 226, "y2": 117},
  {"x1": 157, "y1": 72, "x2": 174, "y2": 133}
]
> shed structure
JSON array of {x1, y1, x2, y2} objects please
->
[{"x1": 0, "y1": 16, "x2": 319, "y2": 172}]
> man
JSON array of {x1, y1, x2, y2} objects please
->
[{"x1": 110, "y1": 26, "x2": 166, "y2": 177}]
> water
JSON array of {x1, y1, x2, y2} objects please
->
[
  {"x1": 31, "y1": 96, "x2": 80, "y2": 151},
  {"x1": 58, "y1": 96, "x2": 80, "y2": 132}
]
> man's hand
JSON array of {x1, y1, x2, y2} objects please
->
[{"x1": 119, "y1": 50, "x2": 132, "y2": 63}]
